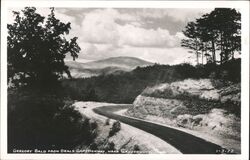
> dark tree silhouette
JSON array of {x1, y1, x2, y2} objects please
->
[
  {"x1": 181, "y1": 22, "x2": 203, "y2": 65},
  {"x1": 7, "y1": 7, "x2": 81, "y2": 88},
  {"x1": 196, "y1": 14, "x2": 217, "y2": 63},
  {"x1": 181, "y1": 8, "x2": 241, "y2": 65},
  {"x1": 208, "y1": 8, "x2": 241, "y2": 63}
]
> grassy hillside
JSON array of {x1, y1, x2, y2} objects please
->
[{"x1": 62, "y1": 59, "x2": 241, "y2": 104}]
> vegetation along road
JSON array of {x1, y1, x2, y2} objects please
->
[{"x1": 93, "y1": 105, "x2": 225, "y2": 154}]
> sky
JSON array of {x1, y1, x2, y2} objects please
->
[{"x1": 8, "y1": 8, "x2": 214, "y2": 65}]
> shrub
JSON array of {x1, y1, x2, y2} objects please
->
[
  {"x1": 109, "y1": 121, "x2": 121, "y2": 137},
  {"x1": 89, "y1": 142, "x2": 98, "y2": 150},
  {"x1": 133, "y1": 144, "x2": 140, "y2": 151},
  {"x1": 105, "y1": 118, "x2": 110, "y2": 125},
  {"x1": 211, "y1": 79, "x2": 226, "y2": 89},
  {"x1": 209, "y1": 72, "x2": 216, "y2": 79},
  {"x1": 104, "y1": 142, "x2": 115, "y2": 152},
  {"x1": 90, "y1": 121, "x2": 98, "y2": 130},
  {"x1": 90, "y1": 129, "x2": 98, "y2": 140}
]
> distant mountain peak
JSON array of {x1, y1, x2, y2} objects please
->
[{"x1": 65, "y1": 56, "x2": 153, "y2": 78}]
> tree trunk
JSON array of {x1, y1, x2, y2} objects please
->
[
  {"x1": 220, "y1": 34, "x2": 223, "y2": 65},
  {"x1": 220, "y1": 52, "x2": 223, "y2": 65},
  {"x1": 224, "y1": 39, "x2": 229, "y2": 62},
  {"x1": 201, "y1": 51, "x2": 204, "y2": 65},
  {"x1": 196, "y1": 51, "x2": 199, "y2": 65},
  {"x1": 231, "y1": 41, "x2": 235, "y2": 60},
  {"x1": 211, "y1": 40, "x2": 216, "y2": 63}
]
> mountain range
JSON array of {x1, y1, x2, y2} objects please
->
[{"x1": 65, "y1": 56, "x2": 154, "y2": 78}]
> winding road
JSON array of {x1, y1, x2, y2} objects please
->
[{"x1": 93, "y1": 105, "x2": 225, "y2": 154}]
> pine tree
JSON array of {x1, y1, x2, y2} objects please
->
[{"x1": 181, "y1": 8, "x2": 241, "y2": 65}]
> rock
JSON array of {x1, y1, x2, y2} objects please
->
[
  {"x1": 170, "y1": 106, "x2": 188, "y2": 115},
  {"x1": 219, "y1": 83, "x2": 240, "y2": 104},
  {"x1": 127, "y1": 78, "x2": 241, "y2": 140},
  {"x1": 219, "y1": 83, "x2": 241, "y2": 96},
  {"x1": 220, "y1": 92, "x2": 240, "y2": 104},
  {"x1": 192, "y1": 115, "x2": 204, "y2": 126},
  {"x1": 176, "y1": 114, "x2": 193, "y2": 127},
  {"x1": 131, "y1": 95, "x2": 185, "y2": 118},
  {"x1": 141, "y1": 78, "x2": 223, "y2": 101},
  {"x1": 200, "y1": 90, "x2": 220, "y2": 101}
]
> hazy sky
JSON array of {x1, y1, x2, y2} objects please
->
[{"x1": 9, "y1": 8, "x2": 214, "y2": 64}]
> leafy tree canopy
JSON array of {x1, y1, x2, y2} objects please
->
[{"x1": 7, "y1": 7, "x2": 81, "y2": 89}]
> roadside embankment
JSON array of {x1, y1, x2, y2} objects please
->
[{"x1": 126, "y1": 79, "x2": 241, "y2": 153}]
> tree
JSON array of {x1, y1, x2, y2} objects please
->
[
  {"x1": 181, "y1": 8, "x2": 241, "y2": 65},
  {"x1": 208, "y1": 8, "x2": 241, "y2": 63},
  {"x1": 7, "y1": 7, "x2": 81, "y2": 88},
  {"x1": 196, "y1": 14, "x2": 217, "y2": 63},
  {"x1": 181, "y1": 22, "x2": 202, "y2": 65}
]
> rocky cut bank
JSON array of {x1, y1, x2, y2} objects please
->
[{"x1": 126, "y1": 78, "x2": 241, "y2": 153}]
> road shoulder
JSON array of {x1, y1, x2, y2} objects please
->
[{"x1": 73, "y1": 101, "x2": 181, "y2": 154}]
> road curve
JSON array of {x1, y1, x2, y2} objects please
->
[{"x1": 93, "y1": 105, "x2": 225, "y2": 154}]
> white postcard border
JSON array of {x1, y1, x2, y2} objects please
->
[{"x1": 1, "y1": 1, "x2": 249, "y2": 160}]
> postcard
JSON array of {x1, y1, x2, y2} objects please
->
[{"x1": 1, "y1": 1, "x2": 249, "y2": 160}]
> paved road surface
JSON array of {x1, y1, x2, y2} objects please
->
[{"x1": 93, "y1": 105, "x2": 225, "y2": 154}]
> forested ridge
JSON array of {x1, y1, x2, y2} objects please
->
[{"x1": 62, "y1": 59, "x2": 241, "y2": 103}]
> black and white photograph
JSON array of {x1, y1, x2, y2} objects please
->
[{"x1": 1, "y1": 1, "x2": 249, "y2": 160}]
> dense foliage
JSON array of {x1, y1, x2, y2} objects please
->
[
  {"x1": 8, "y1": 89, "x2": 97, "y2": 152},
  {"x1": 109, "y1": 121, "x2": 121, "y2": 137},
  {"x1": 7, "y1": 7, "x2": 80, "y2": 89},
  {"x1": 62, "y1": 59, "x2": 241, "y2": 104}
]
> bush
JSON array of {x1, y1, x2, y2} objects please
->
[
  {"x1": 90, "y1": 129, "x2": 98, "y2": 140},
  {"x1": 90, "y1": 121, "x2": 98, "y2": 130},
  {"x1": 105, "y1": 118, "x2": 110, "y2": 125},
  {"x1": 89, "y1": 142, "x2": 98, "y2": 150},
  {"x1": 133, "y1": 144, "x2": 140, "y2": 151},
  {"x1": 104, "y1": 142, "x2": 115, "y2": 152},
  {"x1": 109, "y1": 121, "x2": 121, "y2": 137}
]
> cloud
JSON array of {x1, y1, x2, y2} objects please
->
[
  {"x1": 8, "y1": 8, "x2": 205, "y2": 65},
  {"x1": 80, "y1": 9, "x2": 120, "y2": 44},
  {"x1": 163, "y1": 8, "x2": 214, "y2": 22},
  {"x1": 135, "y1": 8, "x2": 214, "y2": 23},
  {"x1": 111, "y1": 46, "x2": 192, "y2": 65},
  {"x1": 79, "y1": 8, "x2": 183, "y2": 48},
  {"x1": 76, "y1": 41, "x2": 194, "y2": 65},
  {"x1": 79, "y1": 43, "x2": 115, "y2": 60},
  {"x1": 61, "y1": 8, "x2": 200, "y2": 64},
  {"x1": 117, "y1": 24, "x2": 181, "y2": 48}
]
